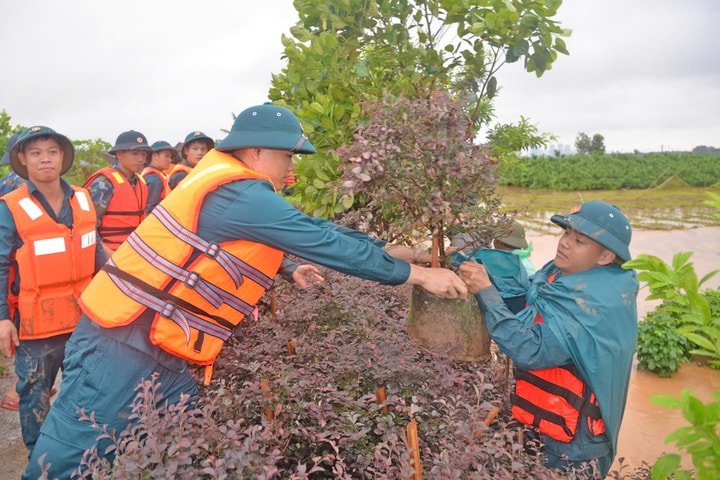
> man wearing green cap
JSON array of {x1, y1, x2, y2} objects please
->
[
  {"x1": 450, "y1": 218, "x2": 535, "y2": 314},
  {"x1": 167, "y1": 130, "x2": 215, "y2": 189},
  {"x1": 141, "y1": 140, "x2": 177, "y2": 214},
  {"x1": 24, "y1": 104, "x2": 467, "y2": 479},
  {"x1": 84, "y1": 130, "x2": 152, "y2": 256},
  {"x1": 493, "y1": 219, "x2": 536, "y2": 276},
  {"x1": 0, "y1": 126, "x2": 106, "y2": 456},
  {"x1": 459, "y1": 201, "x2": 639, "y2": 477}
]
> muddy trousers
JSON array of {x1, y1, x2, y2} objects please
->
[
  {"x1": 15, "y1": 334, "x2": 69, "y2": 453},
  {"x1": 22, "y1": 316, "x2": 199, "y2": 480}
]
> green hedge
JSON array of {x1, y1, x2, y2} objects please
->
[{"x1": 499, "y1": 153, "x2": 720, "y2": 190}]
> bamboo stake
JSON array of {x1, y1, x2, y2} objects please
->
[
  {"x1": 376, "y1": 387, "x2": 389, "y2": 413},
  {"x1": 260, "y1": 377, "x2": 274, "y2": 422},
  {"x1": 270, "y1": 293, "x2": 278, "y2": 322},
  {"x1": 503, "y1": 357, "x2": 511, "y2": 397},
  {"x1": 431, "y1": 231, "x2": 440, "y2": 269},
  {"x1": 407, "y1": 419, "x2": 423, "y2": 480},
  {"x1": 483, "y1": 406, "x2": 501, "y2": 427},
  {"x1": 474, "y1": 406, "x2": 501, "y2": 438}
]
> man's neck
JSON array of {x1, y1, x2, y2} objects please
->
[
  {"x1": 115, "y1": 164, "x2": 136, "y2": 179},
  {"x1": 32, "y1": 179, "x2": 64, "y2": 202}
]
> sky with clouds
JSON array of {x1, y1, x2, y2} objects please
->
[{"x1": 1, "y1": 0, "x2": 718, "y2": 154}]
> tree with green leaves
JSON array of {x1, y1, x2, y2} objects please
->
[
  {"x1": 575, "y1": 131, "x2": 605, "y2": 155},
  {"x1": 0, "y1": 109, "x2": 27, "y2": 177},
  {"x1": 64, "y1": 138, "x2": 113, "y2": 185},
  {"x1": 591, "y1": 133, "x2": 606, "y2": 155},
  {"x1": 270, "y1": 0, "x2": 570, "y2": 218}
]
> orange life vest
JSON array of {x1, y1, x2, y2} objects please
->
[
  {"x1": 5, "y1": 260, "x2": 18, "y2": 322},
  {"x1": 84, "y1": 167, "x2": 147, "y2": 250},
  {"x1": 168, "y1": 162, "x2": 193, "y2": 189},
  {"x1": 80, "y1": 149, "x2": 284, "y2": 365},
  {"x1": 511, "y1": 272, "x2": 606, "y2": 442},
  {"x1": 141, "y1": 165, "x2": 170, "y2": 200},
  {"x1": 3, "y1": 184, "x2": 97, "y2": 339},
  {"x1": 0, "y1": 190, "x2": 19, "y2": 322}
]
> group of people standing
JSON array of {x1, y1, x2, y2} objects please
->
[
  {"x1": 0, "y1": 126, "x2": 214, "y2": 449},
  {"x1": 84, "y1": 129, "x2": 216, "y2": 256},
  {"x1": 0, "y1": 126, "x2": 216, "y2": 451},
  {"x1": 0, "y1": 103, "x2": 638, "y2": 479}
]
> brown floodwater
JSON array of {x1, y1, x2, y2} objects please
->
[{"x1": 526, "y1": 225, "x2": 720, "y2": 470}]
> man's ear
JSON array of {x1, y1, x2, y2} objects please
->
[{"x1": 597, "y1": 249, "x2": 616, "y2": 266}]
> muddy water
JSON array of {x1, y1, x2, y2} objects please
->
[{"x1": 526, "y1": 225, "x2": 720, "y2": 470}]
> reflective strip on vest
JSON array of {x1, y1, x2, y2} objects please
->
[
  {"x1": 152, "y1": 204, "x2": 274, "y2": 290},
  {"x1": 81, "y1": 231, "x2": 97, "y2": 248},
  {"x1": 75, "y1": 190, "x2": 91, "y2": 211},
  {"x1": 104, "y1": 260, "x2": 232, "y2": 345},
  {"x1": 125, "y1": 231, "x2": 255, "y2": 315},
  {"x1": 33, "y1": 237, "x2": 66, "y2": 256},
  {"x1": 17, "y1": 197, "x2": 43, "y2": 220}
]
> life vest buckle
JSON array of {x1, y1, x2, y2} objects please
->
[
  {"x1": 205, "y1": 243, "x2": 220, "y2": 259},
  {"x1": 161, "y1": 301, "x2": 177, "y2": 318},
  {"x1": 184, "y1": 271, "x2": 200, "y2": 288}
]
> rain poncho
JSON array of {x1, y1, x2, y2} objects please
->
[
  {"x1": 453, "y1": 249, "x2": 530, "y2": 313},
  {"x1": 475, "y1": 259, "x2": 639, "y2": 475}
]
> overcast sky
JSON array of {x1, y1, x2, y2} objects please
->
[{"x1": 1, "y1": 0, "x2": 718, "y2": 154}]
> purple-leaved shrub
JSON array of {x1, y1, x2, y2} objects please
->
[{"x1": 62, "y1": 263, "x2": 651, "y2": 479}]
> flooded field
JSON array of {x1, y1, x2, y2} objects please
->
[
  {"x1": 519, "y1": 207, "x2": 720, "y2": 235},
  {"x1": 498, "y1": 185, "x2": 720, "y2": 234}
]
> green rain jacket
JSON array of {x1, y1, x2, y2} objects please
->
[
  {"x1": 475, "y1": 260, "x2": 638, "y2": 475},
  {"x1": 453, "y1": 248, "x2": 530, "y2": 299}
]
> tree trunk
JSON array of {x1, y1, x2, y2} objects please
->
[{"x1": 407, "y1": 286, "x2": 491, "y2": 361}]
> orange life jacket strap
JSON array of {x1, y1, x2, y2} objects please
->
[
  {"x1": 125, "y1": 232, "x2": 255, "y2": 316},
  {"x1": 513, "y1": 395, "x2": 575, "y2": 439},
  {"x1": 103, "y1": 261, "x2": 235, "y2": 344},
  {"x1": 152, "y1": 205, "x2": 274, "y2": 290}
]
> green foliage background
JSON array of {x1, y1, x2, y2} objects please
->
[
  {"x1": 271, "y1": 0, "x2": 569, "y2": 218},
  {"x1": 499, "y1": 153, "x2": 720, "y2": 190}
]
